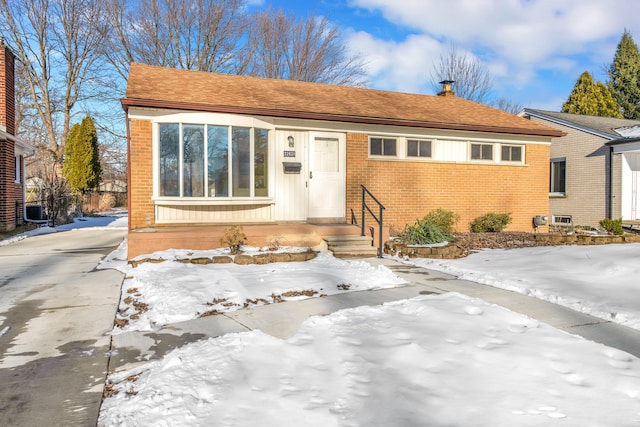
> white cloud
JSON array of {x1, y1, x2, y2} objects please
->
[
  {"x1": 344, "y1": 0, "x2": 640, "y2": 106},
  {"x1": 347, "y1": 31, "x2": 452, "y2": 94}
]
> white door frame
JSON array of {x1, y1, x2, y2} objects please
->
[{"x1": 306, "y1": 131, "x2": 346, "y2": 222}]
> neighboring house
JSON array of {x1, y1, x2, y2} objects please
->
[
  {"x1": 0, "y1": 40, "x2": 34, "y2": 232},
  {"x1": 99, "y1": 179, "x2": 127, "y2": 194},
  {"x1": 123, "y1": 63, "x2": 563, "y2": 258},
  {"x1": 520, "y1": 109, "x2": 640, "y2": 228}
]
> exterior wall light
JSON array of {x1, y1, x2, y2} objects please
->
[{"x1": 288, "y1": 135, "x2": 295, "y2": 147}]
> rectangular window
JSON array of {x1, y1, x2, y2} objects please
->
[
  {"x1": 407, "y1": 139, "x2": 432, "y2": 158},
  {"x1": 207, "y1": 126, "x2": 228, "y2": 197},
  {"x1": 182, "y1": 124, "x2": 205, "y2": 197},
  {"x1": 254, "y1": 128, "x2": 269, "y2": 197},
  {"x1": 159, "y1": 123, "x2": 180, "y2": 196},
  {"x1": 159, "y1": 123, "x2": 269, "y2": 198},
  {"x1": 471, "y1": 143, "x2": 493, "y2": 160},
  {"x1": 552, "y1": 215, "x2": 572, "y2": 226},
  {"x1": 369, "y1": 137, "x2": 396, "y2": 156},
  {"x1": 550, "y1": 158, "x2": 566, "y2": 194},
  {"x1": 501, "y1": 145, "x2": 522, "y2": 162},
  {"x1": 15, "y1": 155, "x2": 21, "y2": 183},
  {"x1": 232, "y1": 127, "x2": 251, "y2": 197}
]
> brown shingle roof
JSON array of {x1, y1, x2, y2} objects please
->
[{"x1": 123, "y1": 63, "x2": 564, "y2": 137}]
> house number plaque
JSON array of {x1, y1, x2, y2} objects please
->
[{"x1": 283, "y1": 151, "x2": 296, "y2": 157}]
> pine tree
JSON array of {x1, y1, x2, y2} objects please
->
[
  {"x1": 562, "y1": 71, "x2": 622, "y2": 117},
  {"x1": 607, "y1": 30, "x2": 640, "y2": 119},
  {"x1": 63, "y1": 116, "x2": 102, "y2": 194}
]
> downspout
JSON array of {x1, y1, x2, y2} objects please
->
[
  {"x1": 125, "y1": 109, "x2": 131, "y2": 231},
  {"x1": 608, "y1": 145, "x2": 613, "y2": 219}
]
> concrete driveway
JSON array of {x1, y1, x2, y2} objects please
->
[{"x1": 0, "y1": 228, "x2": 126, "y2": 427}]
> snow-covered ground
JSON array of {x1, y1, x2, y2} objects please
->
[
  {"x1": 0, "y1": 210, "x2": 128, "y2": 247},
  {"x1": 98, "y1": 240, "x2": 640, "y2": 426},
  {"x1": 101, "y1": 244, "x2": 406, "y2": 333},
  {"x1": 407, "y1": 244, "x2": 640, "y2": 331},
  {"x1": 7, "y1": 221, "x2": 639, "y2": 425}
]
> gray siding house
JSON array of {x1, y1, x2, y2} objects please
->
[{"x1": 521, "y1": 109, "x2": 640, "y2": 228}]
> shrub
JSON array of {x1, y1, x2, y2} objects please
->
[
  {"x1": 599, "y1": 218, "x2": 624, "y2": 235},
  {"x1": 220, "y1": 225, "x2": 247, "y2": 254},
  {"x1": 423, "y1": 208, "x2": 460, "y2": 234},
  {"x1": 398, "y1": 217, "x2": 452, "y2": 245},
  {"x1": 470, "y1": 212, "x2": 512, "y2": 233}
]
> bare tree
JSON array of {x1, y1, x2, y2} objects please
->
[
  {"x1": 431, "y1": 45, "x2": 494, "y2": 104},
  {"x1": 1, "y1": 0, "x2": 106, "y2": 223},
  {"x1": 100, "y1": 0, "x2": 248, "y2": 81},
  {"x1": 243, "y1": 8, "x2": 367, "y2": 86},
  {"x1": 492, "y1": 97, "x2": 523, "y2": 115},
  {"x1": 0, "y1": 0, "x2": 106, "y2": 160}
]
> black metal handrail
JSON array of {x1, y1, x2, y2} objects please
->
[{"x1": 361, "y1": 185, "x2": 385, "y2": 257}]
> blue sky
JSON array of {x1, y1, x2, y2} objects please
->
[{"x1": 250, "y1": 0, "x2": 640, "y2": 111}]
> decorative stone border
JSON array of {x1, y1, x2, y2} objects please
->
[
  {"x1": 128, "y1": 249, "x2": 318, "y2": 267},
  {"x1": 386, "y1": 233, "x2": 640, "y2": 260}
]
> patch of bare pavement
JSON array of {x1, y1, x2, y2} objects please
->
[{"x1": 0, "y1": 229, "x2": 125, "y2": 427}]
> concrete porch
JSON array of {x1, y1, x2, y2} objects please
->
[{"x1": 127, "y1": 223, "x2": 369, "y2": 259}]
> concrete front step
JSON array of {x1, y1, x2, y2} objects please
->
[{"x1": 323, "y1": 235, "x2": 379, "y2": 258}]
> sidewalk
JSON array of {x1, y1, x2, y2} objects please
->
[{"x1": 109, "y1": 256, "x2": 640, "y2": 373}]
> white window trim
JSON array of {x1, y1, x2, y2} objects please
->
[
  {"x1": 368, "y1": 136, "x2": 398, "y2": 158},
  {"x1": 153, "y1": 119, "x2": 274, "y2": 201},
  {"x1": 549, "y1": 157, "x2": 566, "y2": 196},
  {"x1": 14, "y1": 155, "x2": 21, "y2": 184},
  {"x1": 499, "y1": 144, "x2": 525, "y2": 164},
  {"x1": 406, "y1": 138, "x2": 433, "y2": 159},
  {"x1": 469, "y1": 142, "x2": 495, "y2": 163},
  {"x1": 365, "y1": 134, "x2": 527, "y2": 165},
  {"x1": 551, "y1": 214, "x2": 572, "y2": 226}
]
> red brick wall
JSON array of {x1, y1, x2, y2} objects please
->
[
  {"x1": 0, "y1": 43, "x2": 18, "y2": 232},
  {"x1": 346, "y1": 132, "x2": 550, "y2": 235},
  {"x1": 0, "y1": 44, "x2": 15, "y2": 134},
  {"x1": 128, "y1": 119, "x2": 154, "y2": 229}
]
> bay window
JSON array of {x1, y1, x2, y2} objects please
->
[{"x1": 159, "y1": 123, "x2": 269, "y2": 198}]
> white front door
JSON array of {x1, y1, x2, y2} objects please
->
[{"x1": 308, "y1": 132, "x2": 346, "y2": 221}]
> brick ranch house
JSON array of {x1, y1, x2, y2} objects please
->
[
  {"x1": 123, "y1": 63, "x2": 564, "y2": 258},
  {"x1": 0, "y1": 41, "x2": 33, "y2": 233}
]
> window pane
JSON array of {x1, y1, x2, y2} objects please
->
[
  {"x1": 471, "y1": 144, "x2": 481, "y2": 160},
  {"x1": 407, "y1": 140, "x2": 418, "y2": 157},
  {"x1": 419, "y1": 140, "x2": 431, "y2": 157},
  {"x1": 232, "y1": 127, "x2": 251, "y2": 197},
  {"x1": 502, "y1": 145, "x2": 522, "y2": 162},
  {"x1": 15, "y1": 155, "x2": 20, "y2": 183},
  {"x1": 183, "y1": 124, "x2": 205, "y2": 197},
  {"x1": 482, "y1": 144, "x2": 493, "y2": 160},
  {"x1": 501, "y1": 145, "x2": 509, "y2": 161},
  {"x1": 254, "y1": 129, "x2": 269, "y2": 197},
  {"x1": 207, "y1": 125, "x2": 228, "y2": 197},
  {"x1": 383, "y1": 138, "x2": 396, "y2": 156},
  {"x1": 551, "y1": 161, "x2": 566, "y2": 193},
  {"x1": 314, "y1": 137, "x2": 339, "y2": 172},
  {"x1": 370, "y1": 138, "x2": 382, "y2": 155},
  {"x1": 159, "y1": 123, "x2": 179, "y2": 196},
  {"x1": 512, "y1": 146, "x2": 522, "y2": 161}
]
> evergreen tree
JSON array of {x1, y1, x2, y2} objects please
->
[
  {"x1": 562, "y1": 71, "x2": 622, "y2": 117},
  {"x1": 607, "y1": 30, "x2": 640, "y2": 119},
  {"x1": 63, "y1": 116, "x2": 102, "y2": 194}
]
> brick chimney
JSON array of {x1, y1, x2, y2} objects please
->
[
  {"x1": 0, "y1": 38, "x2": 16, "y2": 135},
  {"x1": 437, "y1": 80, "x2": 455, "y2": 97}
]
